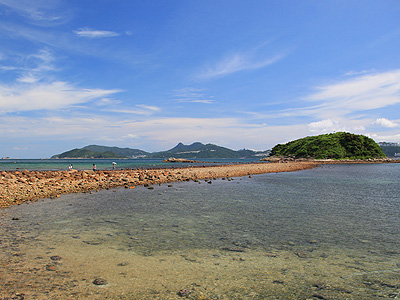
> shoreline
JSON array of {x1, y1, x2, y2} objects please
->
[{"x1": 1, "y1": 159, "x2": 398, "y2": 209}]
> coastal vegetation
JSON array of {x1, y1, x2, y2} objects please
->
[{"x1": 270, "y1": 132, "x2": 386, "y2": 159}]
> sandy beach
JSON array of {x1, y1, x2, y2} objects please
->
[{"x1": 0, "y1": 162, "x2": 321, "y2": 209}]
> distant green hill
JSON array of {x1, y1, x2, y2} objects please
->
[
  {"x1": 147, "y1": 142, "x2": 269, "y2": 159},
  {"x1": 82, "y1": 145, "x2": 149, "y2": 158},
  {"x1": 379, "y1": 144, "x2": 400, "y2": 158},
  {"x1": 270, "y1": 132, "x2": 386, "y2": 159},
  {"x1": 52, "y1": 142, "x2": 270, "y2": 159},
  {"x1": 147, "y1": 142, "x2": 241, "y2": 159},
  {"x1": 52, "y1": 148, "x2": 125, "y2": 159}
]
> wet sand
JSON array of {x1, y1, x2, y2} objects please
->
[{"x1": 0, "y1": 162, "x2": 319, "y2": 209}]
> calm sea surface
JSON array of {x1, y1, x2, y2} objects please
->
[
  {"x1": 0, "y1": 158, "x2": 258, "y2": 171},
  {"x1": 1, "y1": 163, "x2": 399, "y2": 299}
]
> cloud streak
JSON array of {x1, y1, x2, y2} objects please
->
[
  {"x1": 171, "y1": 88, "x2": 215, "y2": 104},
  {"x1": 0, "y1": 0, "x2": 70, "y2": 24},
  {"x1": 74, "y1": 28, "x2": 121, "y2": 38},
  {"x1": 195, "y1": 52, "x2": 284, "y2": 80},
  {"x1": 105, "y1": 105, "x2": 161, "y2": 116}
]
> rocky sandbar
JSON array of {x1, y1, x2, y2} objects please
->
[{"x1": 0, "y1": 162, "x2": 318, "y2": 209}]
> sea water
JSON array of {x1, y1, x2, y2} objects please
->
[
  {"x1": 1, "y1": 164, "x2": 399, "y2": 299},
  {"x1": 0, "y1": 158, "x2": 258, "y2": 171}
]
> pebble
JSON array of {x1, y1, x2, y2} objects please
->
[
  {"x1": 296, "y1": 251, "x2": 309, "y2": 258},
  {"x1": 11, "y1": 293, "x2": 25, "y2": 300},
  {"x1": 92, "y1": 278, "x2": 108, "y2": 285},
  {"x1": 272, "y1": 280, "x2": 284, "y2": 284},
  {"x1": 45, "y1": 264, "x2": 56, "y2": 271},
  {"x1": 177, "y1": 288, "x2": 192, "y2": 297}
]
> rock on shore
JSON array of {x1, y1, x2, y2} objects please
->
[
  {"x1": 162, "y1": 157, "x2": 202, "y2": 163},
  {"x1": 0, "y1": 162, "x2": 318, "y2": 209}
]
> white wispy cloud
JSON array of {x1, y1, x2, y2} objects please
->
[
  {"x1": 171, "y1": 87, "x2": 215, "y2": 104},
  {"x1": 96, "y1": 98, "x2": 122, "y2": 106},
  {"x1": 343, "y1": 70, "x2": 372, "y2": 76},
  {"x1": 0, "y1": 66, "x2": 18, "y2": 71},
  {"x1": 0, "y1": 48, "x2": 122, "y2": 113},
  {"x1": 256, "y1": 69, "x2": 400, "y2": 121},
  {"x1": 17, "y1": 49, "x2": 56, "y2": 83},
  {"x1": 0, "y1": 48, "x2": 56, "y2": 83},
  {"x1": 0, "y1": 0, "x2": 69, "y2": 24},
  {"x1": 194, "y1": 52, "x2": 285, "y2": 80},
  {"x1": 105, "y1": 105, "x2": 161, "y2": 116},
  {"x1": 136, "y1": 104, "x2": 161, "y2": 112},
  {"x1": 0, "y1": 81, "x2": 121, "y2": 113},
  {"x1": 74, "y1": 28, "x2": 120, "y2": 38},
  {"x1": 373, "y1": 118, "x2": 399, "y2": 128},
  {"x1": 306, "y1": 70, "x2": 400, "y2": 116}
]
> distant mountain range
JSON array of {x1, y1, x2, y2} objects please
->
[
  {"x1": 51, "y1": 142, "x2": 271, "y2": 159},
  {"x1": 379, "y1": 142, "x2": 400, "y2": 158}
]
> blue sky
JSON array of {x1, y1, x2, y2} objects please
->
[{"x1": 1, "y1": 0, "x2": 400, "y2": 158}]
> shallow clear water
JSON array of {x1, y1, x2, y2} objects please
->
[{"x1": 1, "y1": 164, "x2": 400, "y2": 299}]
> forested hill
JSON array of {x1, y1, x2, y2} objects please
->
[
  {"x1": 52, "y1": 142, "x2": 270, "y2": 159},
  {"x1": 270, "y1": 132, "x2": 386, "y2": 159}
]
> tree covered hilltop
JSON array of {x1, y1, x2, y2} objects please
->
[{"x1": 270, "y1": 132, "x2": 386, "y2": 160}]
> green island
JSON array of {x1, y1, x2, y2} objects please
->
[{"x1": 270, "y1": 132, "x2": 386, "y2": 160}]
